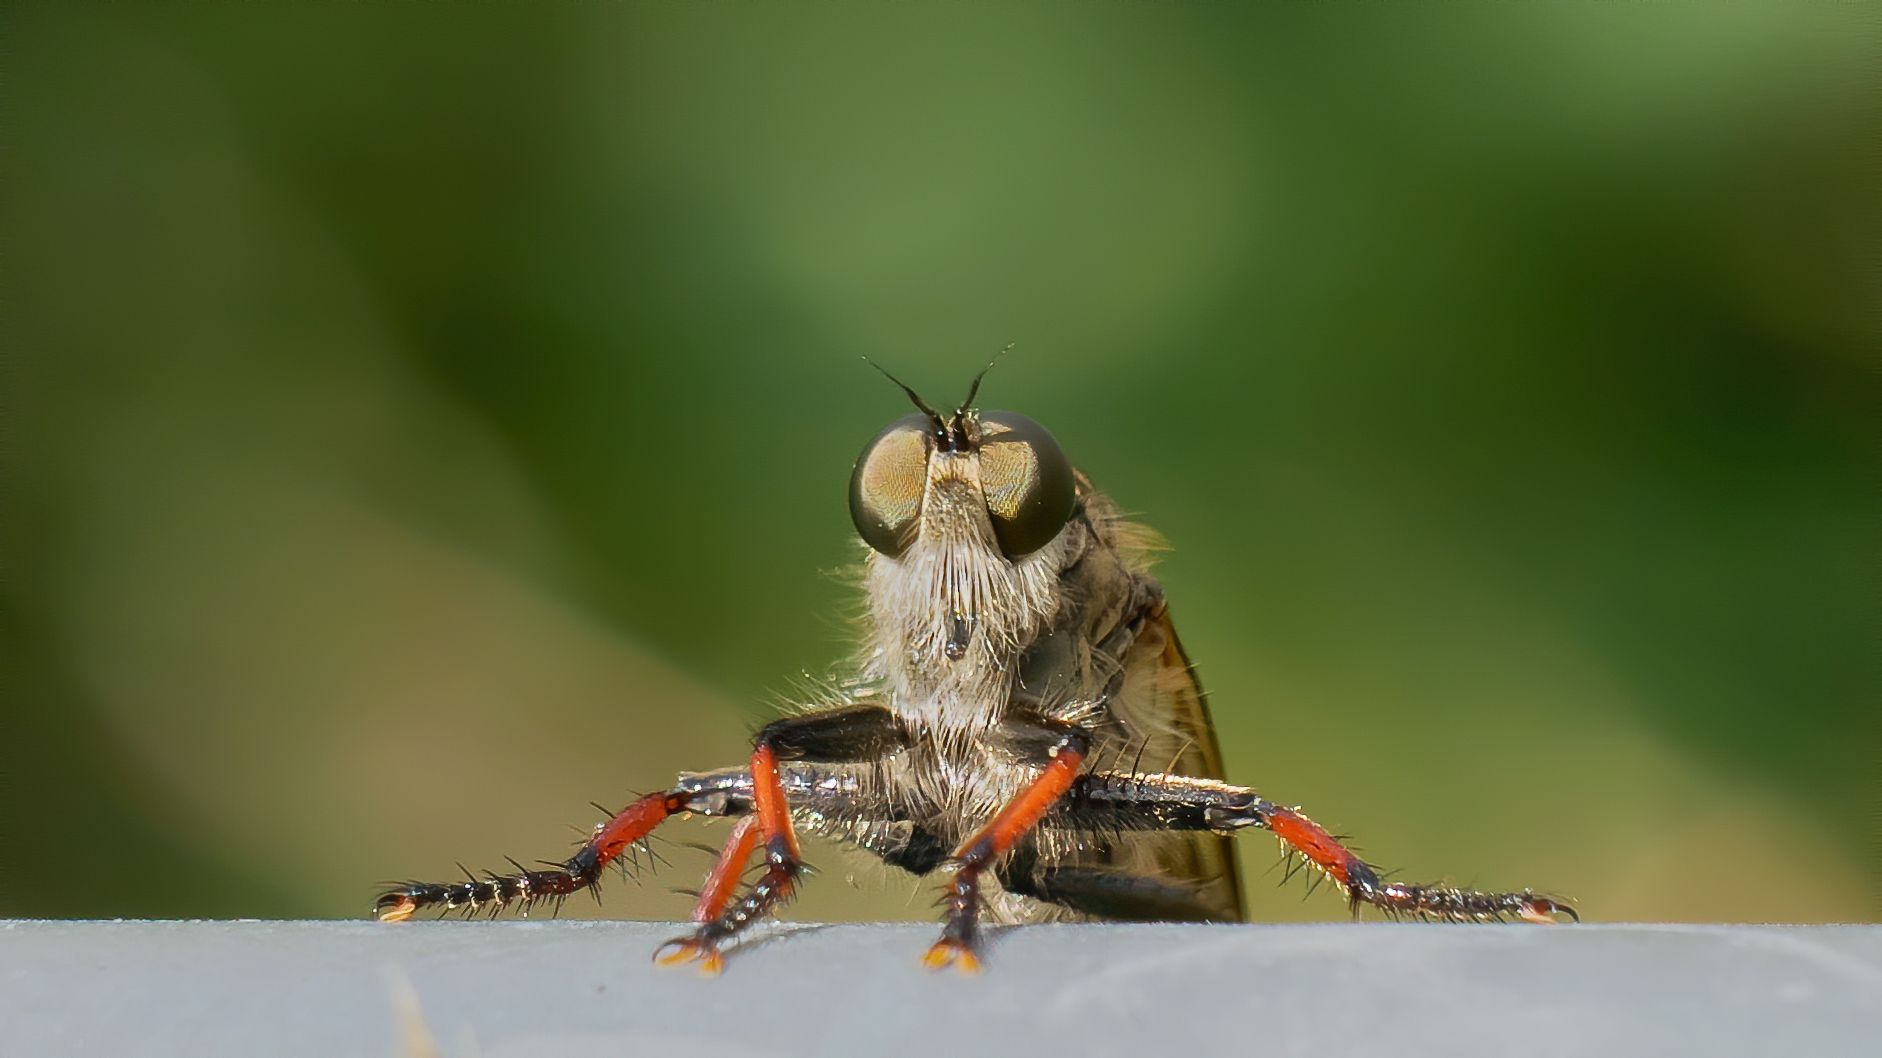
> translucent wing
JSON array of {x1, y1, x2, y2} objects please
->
[
  {"x1": 1004, "y1": 478, "x2": 1245, "y2": 923},
  {"x1": 1101, "y1": 603, "x2": 1246, "y2": 922}
]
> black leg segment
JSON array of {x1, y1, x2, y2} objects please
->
[{"x1": 1052, "y1": 770, "x2": 1577, "y2": 923}]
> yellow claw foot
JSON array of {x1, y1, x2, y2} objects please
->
[
  {"x1": 374, "y1": 895, "x2": 418, "y2": 923},
  {"x1": 1517, "y1": 895, "x2": 1580, "y2": 925},
  {"x1": 921, "y1": 939, "x2": 983, "y2": 975},
  {"x1": 654, "y1": 937, "x2": 726, "y2": 976}
]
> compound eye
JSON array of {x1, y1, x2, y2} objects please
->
[
  {"x1": 849, "y1": 413, "x2": 933, "y2": 557},
  {"x1": 977, "y1": 411, "x2": 1077, "y2": 559}
]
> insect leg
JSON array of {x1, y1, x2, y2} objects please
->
[
  {"x1": 866, "y1": 820, "x2": 951, "y2": 876},
  {"x1": 673, "y1": 779, "x2": 947, "y2": 979},
  {"x1": 372, "y1": 771, "x2": 752, "y2": 922},
  {"x1": 642, "y1": 816, "x2": 765, "y2": 975},
  {"x1": 656, "y1": 705, "x2": 910, "y2": 972},
  {"x1": 996, "y1": 848, "x2": 1231, "y2": 922},
  {"x1": 1058, "y1": 771, "x2": 1578, "y2": 923},
  {"x1": 370, "y1": 760, "x2": 871, "y2": 923},
  {"x1": 925, "y1": 721, "x2": 1092, "y2": 973},
  {"x1": 690, "y1": 816, "x2": 762, "y2": 923}
]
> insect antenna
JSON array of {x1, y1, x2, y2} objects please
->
[
  {"x1": 949, "y1": 342, "x2": 1011, "y2": 432},
  {"x1": 861, "y1": 357, "x2": 948, "y2": 437}
]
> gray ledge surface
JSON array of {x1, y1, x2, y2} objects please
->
[{"x1": 5, "y1": 921, "x2": 1879, "y2": 1057}]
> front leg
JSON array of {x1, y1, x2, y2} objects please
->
[
  {"x1": 925, "y1": 719, "x2": 1093, "y2": 973},
  {"x1": 656, "y1": 705, "x2": 910, "y2": 972},
  {"x1": 373, "y1": 763, "x2": 884, "y2": 922},
  {"x1": 374, "y1": 770, "x2": 750, "y2": 922},
  {"x1": 1058, "y1": 771, "x2": 1577, "y2": 923}
]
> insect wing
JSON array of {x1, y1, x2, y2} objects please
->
[{"x1": 1104, "y1": 605, "x2": 1247, "y2": 922}]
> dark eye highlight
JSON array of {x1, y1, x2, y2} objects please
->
[
  {"x1": 977, "y1": 411, "x2": 1076, "y2": 558},
  {"x1": 849, "y1": 414, "x2": 933, "y2": 556}
]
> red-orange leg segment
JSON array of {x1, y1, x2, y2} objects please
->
[
  {"x1": 647, "y1": 815, "x2": 764, "y2": 977},
  {"x1": 657, "y1": 744, "x2": 810, "y2": 973},
  {"x1": 1263, "y1": 805, "x2": 1573, "y2": 923},
  {"x1": 925, "y1": 729, "x2": 1091, "y2": 973},
  {"x1": 691, "y1": 815, "x2": 762, "y2": 924},
  {"x1": 1059, "y1": 771, "x2": 1577, "y2": 924},
  {"x1": 374, "y1": 789, "x2": 686, "y2": 922}
]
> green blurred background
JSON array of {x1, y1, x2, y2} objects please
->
[{"x1": 5, "y1": 2, "x2": 1876, "y2": 925}]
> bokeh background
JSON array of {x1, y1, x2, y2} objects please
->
[{"x1": 5, "y1": 2, "x2": 1876, "y2": 925}]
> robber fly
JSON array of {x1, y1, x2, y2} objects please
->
[{"x1": 375, "y1": 365, "x2": 1575, "y2": 973}]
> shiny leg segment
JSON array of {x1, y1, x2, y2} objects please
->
[
  {"x1": 373, "y1": 775, "x2": 745, "y2": 922},
  {"x1": 1057, "y1": 770, "x2": 1576, "y2": 923},
  {"x1": 371, "y1": 755, "x2": 875, "y2": 924},
  {"x1": 656, "y1": 706, "x2": 910, "y2": 972}
]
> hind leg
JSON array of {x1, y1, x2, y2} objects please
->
[
  {"x1": 1054, "y1": 770, "x2": 1577, "y2": 923},
  {"x1": 997, "y1": 848, "x2": 1234, "y2": 923}
]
